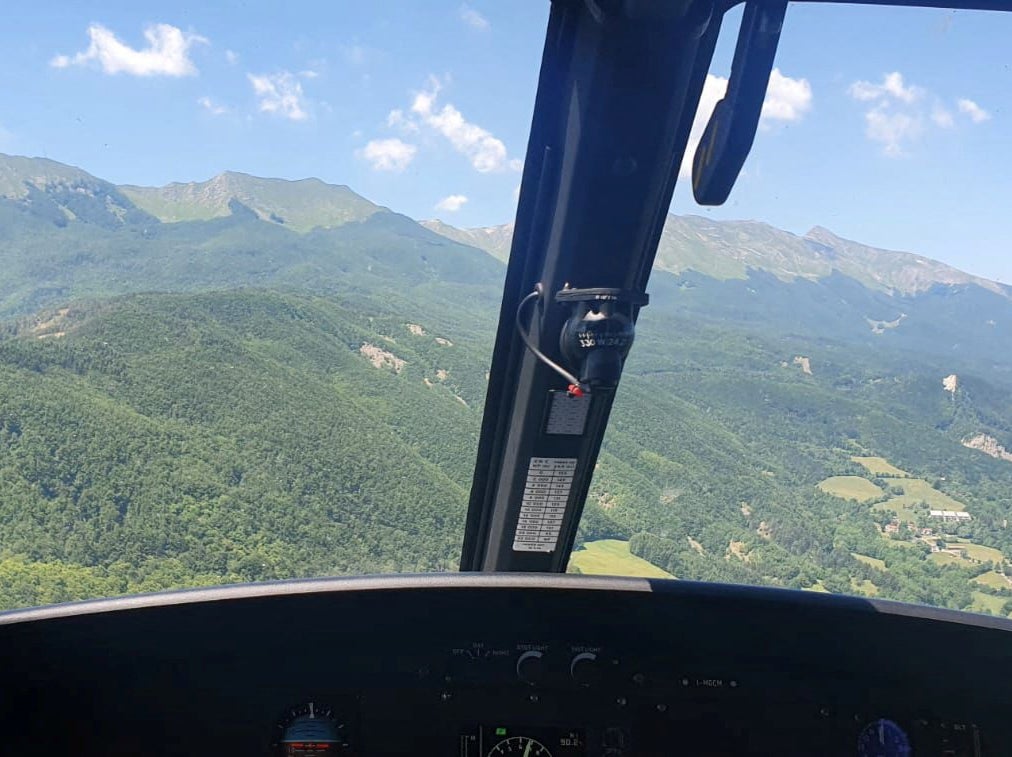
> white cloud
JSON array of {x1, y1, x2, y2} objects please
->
[
  {"x1": 761, "y1": 69, "x2": 813, "y2": 122},
  {"x1": 358, "y1": 138, "x2": 417, "y2": 171},
  {"x1": 460, "y1": 4, "x2": 491, "y2": 31},
  {"x1": 958, "y1": 98, "x2": 990, "y2": 123},
  {"x1": 299, "y1": 69, "x2": 320, "y2": 79},
  {"x1": 248, "y1": 72, "x2": 308, "y2": 121},
  {"x1": 848, "y1": 72, "x2": 989, "y2": 156},
  {"x1": 50, "y1": 23, "x2": 206, "y2": 77},
  {"x1": 387, "y1": 109, "x2": 418, "y2": 133},
  {"x1": 848, "y1": 72, "x2": 922, "y2": 104},
  {"x1": 373, "y1": 77, "x2": 518, "y2": 172},
  {"x1": 225, "y1": 49, "x2": 238, "y2": 65},
  {"x1": 931, "y1": 104, "x2": 954, "y2": 128},
  {"x1": 410, "y1": 77, "x2": 508, "y2": 172},
  {"x1": 679, "y1": 69, "x2": 811, "y2": 178},
  {"x1": 435, "y1": 194, "x2": 469, "y2": 212},
  {"x1": 865, "y1": 109, "x2": 922, "y2": 157},
  {"x1": 197, "y1": 96, "x2": 227, "y2": 116}
]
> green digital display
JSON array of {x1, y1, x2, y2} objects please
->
[{"x1": 495, "y1": 728, "x2": 507, "y2": 736}]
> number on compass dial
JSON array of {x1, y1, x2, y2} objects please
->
[{"x1": 487, "y1": 736, "x2": 553, "y2": 757}]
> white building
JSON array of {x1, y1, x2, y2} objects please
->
[{"x1": 928, "y1": 510, "x2": 971, "y2": 522}]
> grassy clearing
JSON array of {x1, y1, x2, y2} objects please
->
[
  {"x1": 972, "y1": 571, "x2": 1011, "y2": 590},
  {"x1": 851, "y1": 456, "x2": 909, "y2": 477},
  {"x1": 804, "y1": 580, "x2": 830, "y2": 593},
  {"x1": 850, "y1": 578, "x2": 879, "y2": 596},
  {"x1": 947, "y1": 541, "x2": 1004, "y2": 563},
  {"x1": 872, "y1": 500, "x2": 920, "y2": 524},
  {"x1": 929, "y1": 552, "x2": 971, "y2": 566},
  {"x1": 847, "y1": 456, "x2": 970, "y2": 528},
  {"x1": 818, "y1": 476, "x2": 886, "y2": 502},
  {"x1": 970, "y1": 591, "x2": 1009, "y2": 616},
  {"x1": 873, "y1": 478, "x2": 968, "y2": 524},
  {"x1": 852, "y1": 553, "x2": 887, "y2": 570},
  {"x1": 885, "y1": 478, "x2": 965, "y2": 510},
  {"x1": 568, "y1": 539, "x2": 673, "y2": 579}
]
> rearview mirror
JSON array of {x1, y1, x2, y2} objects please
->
[{"x1": 692, "y1": 0, "x2": 787, "y2": 205}]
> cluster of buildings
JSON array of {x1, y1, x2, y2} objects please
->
[
  {"x1": 929, "y1": 509, "x2": 972, "y2": 522},
  {"x1": 883, "y1": 520, "x2": 935, "y2": 536}
]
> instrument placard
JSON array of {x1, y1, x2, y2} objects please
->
[{"x1": 512, "y1": 457, "x2": 576, "y2": 552}]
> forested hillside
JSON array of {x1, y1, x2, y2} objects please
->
[
  {"x1": 0, "y1": 291, "x2": 491, "y2": 606},
  {"x1": 4, "y1": 153, "x2": 1012, "y2": 617},
  {"x1": 586, "y1": 298, "x2": 1012, "y2": 611}
]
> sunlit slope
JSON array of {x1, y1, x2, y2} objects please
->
[
  {"x1": 121, "y1": 172, "x2": 381, "y2": 231},
  {"x1": 4, "y1": 155, "x2": 1012, "y2": 614},
  {"x1": 5, "y1": 278, "x2": 1012, "y2": 612},
  {"x1": 0, "y1": 155, "x2": 505, "y2": 318},
  {"x1": 427, "y1": 214, "x2": 1011, "y2": 298},
  {"x1": 420, "y1": 219, "x2": 514, "y2": 263},
  {"x1": 569, "y1": 539, "x2": 672, "y2": 578},
  {"x1": 0, "y1": 291, "x2": 494, "y2": 605},
  {"x1": 571, "y1": 299, "x2": 1012, "y2": 612}
]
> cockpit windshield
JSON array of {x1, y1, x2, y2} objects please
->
[{"x1": 2, "y1": 1, "x2": 1012, "y2": 620}]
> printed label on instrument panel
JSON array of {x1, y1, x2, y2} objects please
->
[
  {"x1": 512, "y1": 457, "x2": 576, "y2": 552},
  {"x1": 545, "y1": 391, "x2": 591, "y2": 435}
]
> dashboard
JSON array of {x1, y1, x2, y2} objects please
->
[{"x1": 0, "y1": 573, "x2": 1008, "y2": 756}]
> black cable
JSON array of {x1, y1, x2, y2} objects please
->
[{"x1": 515, "y1": 286, "x2": 588, "y2": 393}]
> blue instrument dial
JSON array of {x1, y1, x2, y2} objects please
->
[{"x1": 857, "y1": 719, "x2": 911, "y2": 757}]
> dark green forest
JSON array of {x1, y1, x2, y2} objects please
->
[
  {"x1": 4, "y1": 156, "x2": 1012, "y2": 616},
  {"x1": 4, "y1": 283, "x2": 1012, "y2": 615}
]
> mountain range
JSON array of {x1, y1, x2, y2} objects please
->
[
  {"x1": 2, "y1": 151, "x2": 1002, "y2": 302},
  {"x1": 3, "y1": 152, "x2": 1012, "y2": 617},
  {"x1": 422, "y1": 215, "x2": 1008, "y2": 299}
]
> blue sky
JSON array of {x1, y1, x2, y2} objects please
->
[{"x1": 2, "y1": 2, "x2": 1011, "y2": 280}]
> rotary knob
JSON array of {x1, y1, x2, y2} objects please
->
[
  {"x1": 570, "y1": 652, "x2": 601, "y2": 686},
  {"x1": 516, "y1": 650, "x2": 545, "y2": 685}
]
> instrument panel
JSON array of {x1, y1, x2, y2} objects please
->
[
  {"x1": 0, "y1": 574, "x2": 1007, "y2": 756},
  {"x1": 459, "y1": 725, "x2": 585, "y2": 756}
]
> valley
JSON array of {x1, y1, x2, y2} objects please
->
[{"x1": 3, "y1": 153, "x2": 1012, "y2": 617}]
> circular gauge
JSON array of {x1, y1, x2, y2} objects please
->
[
  {"x1": 275, "y1": 702, "x2": 346, "y2": 756},
  {"x1": 487, "y1": 736, "x2": 553, "y2": 757},
  {"x1": 857, "y1": 719, "x2": 911, "y2": 757}
]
